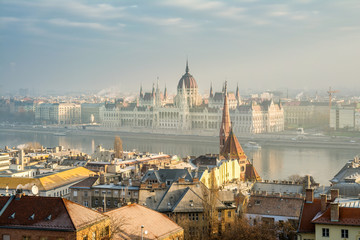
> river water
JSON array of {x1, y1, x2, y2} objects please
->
[{"x1": 1, "y1": 129, "x2": 359, "y2": 185}]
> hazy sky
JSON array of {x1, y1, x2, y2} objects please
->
[{"x1": 1, "y1": 0, "x2": 360, "y2": 95}]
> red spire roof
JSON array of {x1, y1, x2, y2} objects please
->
[{"x1": 220, "y1": 129, "x2": 247, "y2": 160}]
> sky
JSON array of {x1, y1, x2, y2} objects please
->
[{"x1": 1, "y1": 0, "x2": 360, "y2": 96}]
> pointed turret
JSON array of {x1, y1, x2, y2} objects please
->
[
  {"x1": 210, "y1": 82, "x2": 214, "y2": 98},
  {"x1": 236, "y1": 83, "x2": 241, "y2": 106},
  {"x1": 220, "y1": 81, "x2": 231, "y2": 152},
  {"x1": 152, "y1": 83, "x2": 155, "y2": 98},
  {"x1": 220, "y1": 128, "x2": 247, "y2": 160},
  {"x1": 140, "y1": 84, "x2": 144, "y2": 99},
  {"x1": 164, "y1": 84, "x2": 168, "y2": 100},
  {"x1": 186, "y1": 59, "x2": 189, "y2": 73}
]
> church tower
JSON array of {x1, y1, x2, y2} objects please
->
[{"x1": 219, "y1": 81, "x2": 231, "y2": 153}]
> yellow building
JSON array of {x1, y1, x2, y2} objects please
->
[{"x1": 0, "y1": 167, "x2": 95, "y2": 197}]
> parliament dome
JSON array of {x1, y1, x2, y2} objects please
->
[{"x1": 177, "y1": 62, "x2": 198, "y2": 89}]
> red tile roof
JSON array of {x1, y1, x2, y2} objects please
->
[
  {"x1": 298, "y1": 199, "x2": 321, "y2": 233},
  {"x1": 220, "y1": 130, "x2": 247, "y2": 160},
  {"x1": 245, "y1": 163, "x2": 261, "y2": 181},
  {"x1": 312, "y1": 206, "x2": 360, "y2": 226},
  {"x1": 0, "y1": 195, "x2": 107, "y2": 231}
]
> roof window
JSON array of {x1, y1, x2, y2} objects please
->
[{"x1": 8, "y1": 212, "x2": 15, "y2": 219}]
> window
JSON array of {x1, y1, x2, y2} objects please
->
[
  {"x1": 84, "y1": 191, "x2": 88, "y2": 197},
  {"x1": 228, "y1": 211, "x2": 231, "y2": 218},
  {"x1": 94, "y1": 190, "x2": 99, "y2": 194},
  {"x1": 322, "y1": 228, "x2": 329, "y2": 237},
  {"x1": 341, "y1": 229, "x2": 348, "y2": 238},
  {"x1": 22, "y1": 237, "x2": 31, "y2": 240},
  {"x1": 73, "y1": 190, "x2": 77, "y2": 197},
  {"x1": 83, "y1": 235, "x2": 88, "y2": 240},
  {"x1": 84, "y1": 201, "x2": 88, "y2": 207},
  {"x1": 2, "y1": 235, "x2": 10, "y2": 240},
  {"x1": 255, "y1": 200, "x2": 261, "y2": 205}
]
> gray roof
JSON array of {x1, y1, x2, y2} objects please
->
[
  {"x1": 156, "y1": 182, "x2": 229, "y2": 213},
  {"x1": 330, "y1": 159, "x2": 360, "y2": 184},
  {"x1": 329, "y1": 183, "x2": 360, "y2": 198},
  {"x1": 251, "y1": 182, "x2": 303, "y2": 194},
  {"x1": 141, "y1": 169, "x2": 193, "y2": 184}
]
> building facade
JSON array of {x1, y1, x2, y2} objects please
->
[
  {"x1": 35, "y1": 103, "x2": 81, "y2": 124},
  {"x1": 100, "y1": 62, "x2": 284, "y2": 135}
]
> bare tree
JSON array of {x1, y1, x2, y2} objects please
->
[{"x1": 114, "y1": 136, "x2": 123, "y2": 159}]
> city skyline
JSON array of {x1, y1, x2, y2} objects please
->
[{"x1": 1, "y1": 0, "x2": 360, "y2": 94}]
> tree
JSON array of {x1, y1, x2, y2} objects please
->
[{"x1": 114, "y1": 136, "x2": 123, "y2": 159}]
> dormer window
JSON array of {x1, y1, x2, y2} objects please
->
[
  {"x1": 46, "y1": 214, "x2": 52, "y2": 220},
  {"x1": 29, "y1": 213, "x2": 35, "y2": 220},
  {"x1": 8, "y1": 212, "x2": 15, "y2": 219}
]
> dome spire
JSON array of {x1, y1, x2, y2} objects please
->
[{"x1": 186, "y1": 59, "x2": 189, "y2": 73}]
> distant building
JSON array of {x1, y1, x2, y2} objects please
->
[
  {"x1": 330, "y1": 106, "x2": 355, "y2": 130},
  {"x1": 35, "y1": 103, "x2": 81, "y2": 124},
  {"x1": 283, "y1": 101, "x2": 329, "y2": 129},
  {"x1": 0, "y1": 153, "x2": 10, "y2": 171},
  {"x1": 0, "y1": 194, "x2": 110, "y2": 240},
  {"x1": 81, "y1": 103, "x2": 103, "y2": 124},
  {"x1": 100, "y1": 62, "x2": 284, "y2": 135}
]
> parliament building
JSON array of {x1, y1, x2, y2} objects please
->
[{"x1": 100, "y1": 62, "x2": 284, "y2": 135}]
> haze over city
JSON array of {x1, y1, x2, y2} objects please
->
[{"x1": 1, "y1": 0, "x2": 360, "y2": 95}]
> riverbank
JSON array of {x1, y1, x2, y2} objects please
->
[{"x1": 1, "y1": 125, "x2": 360, "y2": 151}]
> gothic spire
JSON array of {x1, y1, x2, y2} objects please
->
[
  {"x1": 185, "y1": 59, "x2": 189, "y2": 73},
  {"x1": 164, "y1": 84, "x2": 168, "y2": 99},
  {"x1": 210, "y1": 82, "x2": 213, "y2": 98},
  {"x1": 219, "y1": 82, "x2": 231, "y2": 153},
  {"x1": 140, "y1": 84, "x2": 143, "y2": 98}
]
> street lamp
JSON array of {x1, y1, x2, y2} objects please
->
[{"x1": 141, "y1": 225, "x2": 144, "y2": 240}]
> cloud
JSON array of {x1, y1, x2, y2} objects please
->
[
  {"x1": 2, "y1": 0, "x2": 128, "y2": 19},
  {"x1": 162, "y1": 0, "x2": 224, "y2": 11},
  {"x1": 269, "y1": 11, "x2": 289, "y2": 17},
  {"x1": 48, "y1": 18, "x2": 115, "y2": 31}
]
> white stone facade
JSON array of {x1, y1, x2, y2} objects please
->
[{"x1": 100, "y1": 64, "x2": 284, "y2": 135}]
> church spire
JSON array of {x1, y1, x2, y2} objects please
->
[
  {"x1": 220, "y1": 80, "x2": 231, "y2": 153},
  {"x1": 210, "y1": 82, "x2": 213, "y2": 98},
  {"x1": 164, "y1": 84, "x2": 167, "y2": 100},
  {"x1": 185, "y1": 59, "x2": 189, "y2": 73},
  {"x1": 140, "y1": 84, "x2": 143, "y2": 99}
]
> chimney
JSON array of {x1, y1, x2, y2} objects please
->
[
  {"x1": 100, "y1": 172, "x2": 105, "y2": 185},
  {"x1": 15, "y1": 189, "x2": 24, "y2": 200},
  {"x1": 193, "y1": 178, "x2": 199, "y2": 183},
  {"x1": 20, "y1": 150, "x2": 25, "y2": 171},
  {"x1": 306, "y1": 175, "x2": 311, "y2": 189},
  {"x1": 330, "y1": 202, "x2": 339, "y2": 222},
  {"x1": 178, "y1": 178, "x2": 185, "y2": 183},
  {"x1": 305, "y1": 188, "x2": 314, "y2": 203},
  {"x1": 320, "y1": 194, "x2": 327, "y2": 212},
  {"x1": 330, "y1": 189, "x2": 339, "y2": 202}
]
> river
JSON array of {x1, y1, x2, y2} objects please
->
[{"x1": 0, "y1": 127, "x2": 359, "y2": 185}]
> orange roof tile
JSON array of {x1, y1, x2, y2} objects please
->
[
  {"x1": 298, "y1": 199, "x2": 321, "y2": 233},
  {"x1": 0, "y1": 196, "x2": 107, "y2": 231},
  {"x1": 220, "y1": 130, "x2": 247, "y2": 160},
  {"x1": 312, "y1": 206, "x2": 360, "y2": 226}
]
